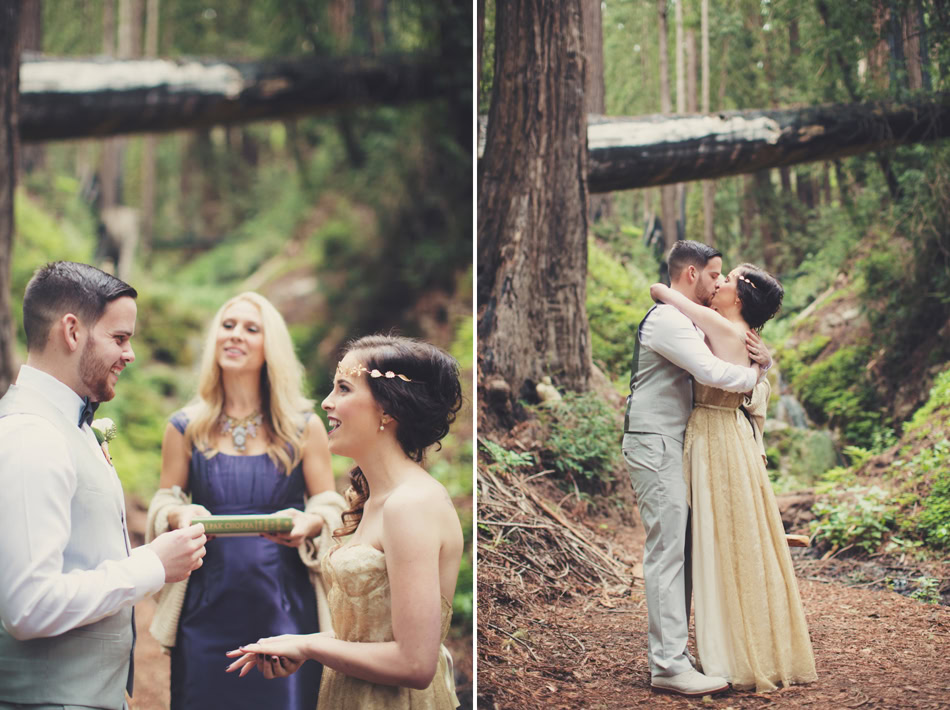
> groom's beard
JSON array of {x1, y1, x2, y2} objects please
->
[
  {"x1": 79, "y1": 339, "x2": 116, "y2": 403},
  {"x1": 696, "y1": 283, "x2": 716, "y2": 307}
]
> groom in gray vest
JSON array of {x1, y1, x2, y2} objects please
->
[
  {"x1": 622, "y1": 241, "x2": 768, "y2": 696},
  {"x1": 0, "y1": 262, "x2": 208, "y2": 710}
]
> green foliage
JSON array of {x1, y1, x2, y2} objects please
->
[
  {"x1": 811, "y1": 486, "x2": 896, "y2": 554},
  {"x1": 586, "y1": 240, "x2": 655, "y2": 385},
  {"x1": 775, "y1": 335, "x2": 830, "y2": 385},
  {"x1": 894, "y1": 442, "x2": 950, "y2": 550},
  {"x1": 479, "y1": 440, "x2": 535, "y2": 473},
  {"x1": 909, "y1": 577, "x2": 942, "y2": 605},
  {"x1": 766, "y1": 428, "x2": 840, "y2": 492},
  {"x1": 792, "y1": 345, "x2": 884, "y2": 447},
  {"x1": 532, "y1": 392, "x2": 620, "y2": 486},
  {"x1": 905, "y1": 367, "x2": 950, "y2": 437}
]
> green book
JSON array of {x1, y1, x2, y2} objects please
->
[{"x1": 191, "y1": 515, "x2": 294, "y2": 536}]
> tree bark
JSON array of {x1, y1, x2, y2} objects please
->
[
  {"x1": 701, "y1": 0, "x2": 714, "y2": 245},
  {"x1": 17, "y1": 0, "x2": 43, "y2": 175},
  {"x1": 903, "y1": 3, "x2": 923, "y2": 91},
  {"x1": 477, "y1": 0, "x2": 590, "y2": 408},
  {"x1": 583, "y1": 0, "x2": 610, "y2": 223},
  {"x1": 99, "y1": 0, "x2": 119, "y2": 212},
  {"x1": 140, "y1": 0, "x2": 159, "y2": 254},
  {"x1": 19, "y1": 54, "x2": 463, "y2": 142},
  {"x1": 477, "y1": 0, "x2": 485, "y2": 94},
  {"x1": 657, "y1": 0, "x2": 676, "y2": 252},
  {"x1": 0, "y1": 2, "x2": 22, "y2": 393},
  {"x1": 674, "y1": 0, "x2": 686, "y2": 241}
]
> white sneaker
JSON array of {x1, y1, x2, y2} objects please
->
[{"x1": 651, "y1": 668, "x2": 729, "y2": 696}]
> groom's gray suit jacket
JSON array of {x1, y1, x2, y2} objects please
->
[
  {"x1": 623, "y1": 305, "x2": 693, "y2": 442},
  {"x1": 0, "y1": 385, "x2": 134, "y2": 710}
]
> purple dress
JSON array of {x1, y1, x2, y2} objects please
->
[{"x1": 169, "y1": 411, "x2": 321, "y2": 710}]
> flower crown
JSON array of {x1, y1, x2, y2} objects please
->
[
  {"x1": 736, "y1": 274, "x2": 757, "y2": 289},
  {"x1": 336, "y1": 362, "x2": 414, "y2": 382}
]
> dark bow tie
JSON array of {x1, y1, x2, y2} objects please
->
[{"x1": 79, "y1": 397, "x2": 99, "y2": 428}]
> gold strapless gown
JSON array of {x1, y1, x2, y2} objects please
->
[
  {"x1": 684, "y1": 382, "x2": 817, "y2": 692},
  {"x1": 318, "y1": 544, "x2": 460, "y2": 709}
]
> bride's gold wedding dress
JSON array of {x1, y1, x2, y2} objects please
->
[
  {"x1": 318, "y1": 544, "x2": 460, "y2": 709},
  {"x1": 685, "y1": 382, "x2": 817, "y2": 692}
]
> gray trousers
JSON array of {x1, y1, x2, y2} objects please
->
[{"x1": 622, "y1": 432, "x2": 693, "y2": 678}]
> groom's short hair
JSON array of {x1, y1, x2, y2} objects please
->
[
  {"x1": 23, "y1": 262, "x2": 137, "y2": 351},
  {"x1": 667, "y1": 240, "x2": 722, "y2": 281}
]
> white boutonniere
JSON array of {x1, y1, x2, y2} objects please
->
[{"x1": 91, "y1": 418, "x2": 117, "y2": 466}]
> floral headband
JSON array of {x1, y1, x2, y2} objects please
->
[
  {"x1": 736, "y1": 274, "x2": 757, "y2": 289},
  {"x1": 336, "y1": 362, "x2": 414, "y2": 382}
]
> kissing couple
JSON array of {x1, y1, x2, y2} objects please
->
[{"x1": 621, "y1": 240, "x2": 818, "y2": 696}]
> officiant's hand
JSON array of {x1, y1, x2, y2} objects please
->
[
  {"x1": 169, "y1": 503, "x2": 211, "y2": 530},
  {"x1": 261, "y1": 508, "x2": 324, "y2": 548},
  {"x1": 149, "y1": 523, "x2": 207, "y2": 583}
]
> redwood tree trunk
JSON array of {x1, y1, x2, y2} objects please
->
[
  {"x1": 657, "y1": 0, "x2": 676, "y2": 252},
  {"x1": 701, "y1": 0, "x2": 714, "y2": 245},
  {"x1": 140, "y1": 0, "x2": 159, "y2": 254},
  {"x1": 477, "y1": 0, "x2": 591, "y2": 409},
  {"x1": 0, "y1": 2, "x2": 22, "y2": 393},
  {"x1": 583, "y1": 0, "x2": 611, "y2": 223},
  {"x1": 17, "y1": 0, "x2": 42, "y2": 175}
]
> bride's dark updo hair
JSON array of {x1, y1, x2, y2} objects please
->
[
  {"x1": 735, "y1": 263, "x2": 784, "y2": 331},
  {"x1": 334, "y1": 334, "x2": 463, "y2": 538}
]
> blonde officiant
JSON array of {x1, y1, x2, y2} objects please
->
[{"x1": 146, "y1": 291, "x2": 345, "y2": 710}]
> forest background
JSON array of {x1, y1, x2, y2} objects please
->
[
  {"x1": 477, "y1": 0, "x2": 949, "y2": 707},
  {"x1": 2, "y1": 0, "x2": 473, "y2": 706}
]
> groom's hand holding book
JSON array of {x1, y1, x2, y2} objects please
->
[{"x1": 149, "y1": 523, "x2": 208, "y2": 583}]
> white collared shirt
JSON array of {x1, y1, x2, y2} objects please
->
[
  {"x1": 0, "y1": 365, "x2": 165, "y2": 640},
  {"x1": 641, "y1": 304, "x2": 762, "y2": 392}
]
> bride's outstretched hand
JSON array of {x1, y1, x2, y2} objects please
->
[
  {"x1": 226, "y1": 634, "x2": 313, "y2": 678},
  {"x1": 261, "y1": 508, "x2": 323, "y2": 548}
]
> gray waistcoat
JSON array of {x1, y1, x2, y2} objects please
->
[
  {"x1": 623, "y1": 306, "x2": 694, "y2": 443},
  {"x1": 0, "y1": 385, "x2": 133, "y2": 710}
]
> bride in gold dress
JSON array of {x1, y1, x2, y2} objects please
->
[
  {"x1": 650, "y1": 264, "x2": 817, "y2": 693},
  {"x1": 227, "y1": 335, "x2": 463, "y2": 709}
]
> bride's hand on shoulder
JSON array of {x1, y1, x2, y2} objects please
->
[
  {"x1": 650, "y1": 283, "x2": 670, "y2": 303},
  {"x1": 261, "y1": 508, "x2": 323, "y2": 548}
]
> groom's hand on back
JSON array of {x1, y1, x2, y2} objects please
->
[{"x1": 149, "y1": 523, "x2": 207, "y2": 583}]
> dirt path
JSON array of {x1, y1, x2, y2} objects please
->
[
  {"x1": 477, "y1": 482, "x2": 950, "y2": 710},
  {"x1": 479, "y1": 570, "x2": 950, "y2": 709}
]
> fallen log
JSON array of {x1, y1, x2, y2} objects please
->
[
  {"x1": 479, "y1": 97, "x2": 950, "y2": 191},
  {"x1": 19, "y1": 53, "x2": 458, "y2": 142}
]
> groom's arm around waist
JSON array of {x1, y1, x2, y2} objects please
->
[
  {"x1": 0, "y1": 416, "x2": 166, "y2": 640},
  {"x1": 643, "y1": 305, "x2": 757, "y2": 392}
]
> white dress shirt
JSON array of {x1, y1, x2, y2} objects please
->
[
  {"x1": 0, "y1": 365, "x2": 165, "y2": 640},
  {"x1": 641, "y1": 304, "x2": 761, "y2": 392}
]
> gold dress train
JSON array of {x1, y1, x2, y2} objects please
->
[
  {"x1": 685, "y1": 382, "x2": 817, "y2": 692},
  {"x1": 318, "y1": 543, "x2": 460, "y2": 709}
]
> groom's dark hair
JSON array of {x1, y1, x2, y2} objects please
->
[
  {"x1": 667, "y1": 240, "x2": 722, "y2": 281},
  {"x1": 23, "y1": 261, "x2": 137, "y2": 351}
]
